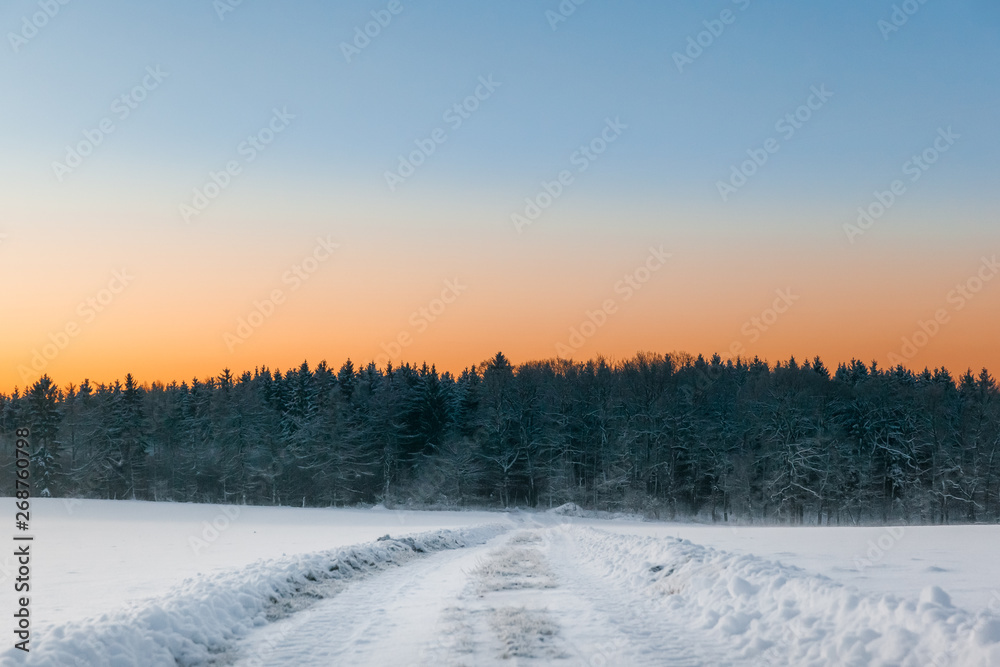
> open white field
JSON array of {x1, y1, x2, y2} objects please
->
[
  {"x1": 0, "y1": 499, "x2": 509, "y2": 630},
  {"x1": 574, "y1": 520, "x2": 1000, "y2": 616},
  {"x1": 1, "y1": 499, "x2": 998, "y2": 666}
]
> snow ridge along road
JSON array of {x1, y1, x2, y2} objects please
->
[
  {"x1": 5, "y1": 509, "x2": 1000, "y2": 666},
  {"x1": 564, "y1": 524, "x2": 1000, "y2": 666},
  {"x1": 0, "y1": 524, "x2": 509, "y2": 667},
  {"x1": 228, "y1": 518, "x2": 743, "y2": 666},
  {"x1": 228, "y1": 516, "x2": 1000, "y2": 666}
]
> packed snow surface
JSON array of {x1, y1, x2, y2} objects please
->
[{"x1": 2, "y1": 499, "x2": 999, "y2": 665}]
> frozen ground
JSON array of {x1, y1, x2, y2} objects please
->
[
  {"x1": 1, "y1": 499, "x2": 999, "y2": 665},
  {"x1": 0, "y1": 498, "x2": 507, "y2": 630}
]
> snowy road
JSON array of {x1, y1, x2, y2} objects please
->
[
  {"x1": 542, "y1": 523, "x2": 736, "y2": 665},
  {"x1": 228, "y1": 537, "x2": 501, "y2": 666},
  {"x1": 220, "y1": 519, "x2": 1000, "y2": 666},
  {"x1": 7, "y1": 504, "x2": 1000, "y2": 666},
  {"x1": 226, "y1": 521, "x2": 743, "y2": 666}
]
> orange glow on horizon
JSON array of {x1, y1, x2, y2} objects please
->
[{"x1": 3, "y1": 197, "x2": 997, "y2": 393}]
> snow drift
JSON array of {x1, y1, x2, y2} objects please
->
[
  {"x1": 572, "y1": 527, "x2": 1000, "y2": 666},
  {"x1": 0, "y1": 524, "x2": 507, "y2": 667}
]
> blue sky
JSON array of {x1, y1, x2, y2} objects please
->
[
  {"x1": 4, "y1": 0, "x2": 998, "y2": 203},
  {"x1": 2, "y1": 0, "x2": 999, "y2": 388}
]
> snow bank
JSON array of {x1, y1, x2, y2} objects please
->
[
  {"x1": 0, "y1": 524, "x2": 507, "y2": 667},
  {"x1": 544, "y1": 502, "x2": 642, "y2": 522},
  {"x1": 573, "y1": 527, "x2": 1000, "y2": 666}
]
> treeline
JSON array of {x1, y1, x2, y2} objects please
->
[{"x1": 1, "y1": 352, "x2": 998, "y2": 525}]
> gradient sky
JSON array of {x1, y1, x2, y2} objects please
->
[{"x1": 2, "y1": 0, "x2": 999, "y2": 391}]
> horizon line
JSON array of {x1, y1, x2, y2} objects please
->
[{"x1": 6, "y1": 350, "x2": 994, "y2": 395}]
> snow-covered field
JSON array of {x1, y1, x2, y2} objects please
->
[
  {"x1": 0, "y1": 499, "x2": 505, "y2": 630},
  {"x1": 1, "y1": 499, "x2": 999, "y2": 666}
]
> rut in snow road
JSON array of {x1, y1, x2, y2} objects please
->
[
  {"x1": 227, "y1": 522, "x2": 741, "y2": 666},
  {"x1": 226, "y1": 519, "x2": 1000, "y2": 665}
]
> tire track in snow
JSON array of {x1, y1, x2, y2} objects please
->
[
  {"x1": 226, "y1": 534, "x2": 509, "y2": 666},
  {"x1": 2, "y1": 525, "x2": 508, "y2": 667},
  {"x1": 228, "y1": 522, "x2": 747, "y2": 666},
  {"x1": 537, "y1": 521, "x2": 746, "y2": 666}
]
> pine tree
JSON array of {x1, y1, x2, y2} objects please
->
[{"x1": 25, "y1": 376, "x2": 63, "y2": 494}]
